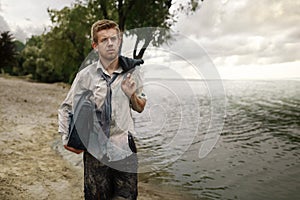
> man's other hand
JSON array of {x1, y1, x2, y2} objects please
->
[{"x1": 64, "y1": 145, "x2": 84, "y2": 154}]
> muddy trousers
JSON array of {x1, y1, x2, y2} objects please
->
[{"x1": 83, "y1": 138, "x2": 138, "y2": 200}]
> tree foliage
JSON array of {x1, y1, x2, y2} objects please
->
[
  {"x1": 45, "y1": 4, "x2": 92, "y2": 83},
  {"x1": 18, "y1": 0, "x2": 203, "y2": 83},
  {"x1": 0, "y1": 31, "x2": 18, "y2": 74},
  {"x1": 86, "y1": 0, "x2": 203, "y2": 59},
  {"x1": 18, "y1": 35, "x2": 60, "y2": 82}
]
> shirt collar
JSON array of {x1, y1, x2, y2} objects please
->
[{"x1": 96, "y1": 60, "x2": 124, "y2": 76}]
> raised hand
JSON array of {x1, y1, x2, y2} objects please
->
[{"x1": 121, "y1": 73, "x2": 136, "y2": 98}]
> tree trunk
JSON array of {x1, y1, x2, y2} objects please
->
[
  {"x1": 99, "y1": 0, "x2": 108, "y2": 19},
  {"x1": 133, "y1": 36, "x2": 151, "y2": 59}
]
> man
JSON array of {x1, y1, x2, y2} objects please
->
[{"x1": 58, "y1": 19, "x2": 146, "y2": 200}]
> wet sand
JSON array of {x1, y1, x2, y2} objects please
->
[{"x1": 0, "y1": 76, "x2": 186, "y2": 200}]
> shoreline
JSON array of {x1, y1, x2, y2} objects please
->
[{"x1": 0, "y1": 76, "x2": 189, "y2": 200}]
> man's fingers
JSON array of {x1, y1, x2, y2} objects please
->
[
  {"x1": 122, "y1": 73, "x2": 130, "y2": 84},
  {"x1": 122, "y1": 73, "x2": 135, "y2": 87},
  {"x1": 130, "y1": 80, "x2": 135, "y2": 86},
  {"x1": 64, "y1": 145, "x2": 84, "y2": 154},
  {"x1": 121, "y1": 78, "x2": 126, "y2": 85}
]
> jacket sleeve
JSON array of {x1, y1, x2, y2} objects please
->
[
  {"x1": 58, "y1": 73, "x2": 82, "y2": 145},
  {"x1": 132, "y1": 65, "x2": 147, "y2": 100}
]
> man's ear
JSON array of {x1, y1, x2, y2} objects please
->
[
  {"x1": 116, "y1": 38, "x2": 122, "y2": 51},
  {"x1": 118, "y1": 33, "x2": 123, "y2": 46},
  {"x1": 92, "y1": 42, "x2": 98, "y2": 50}
]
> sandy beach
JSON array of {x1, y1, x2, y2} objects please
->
[{"x1": 0, "y1": 76, "x2": 189, "y2": 200}]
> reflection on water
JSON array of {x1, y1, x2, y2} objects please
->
[{"x1": 134, "y1": 80, "x2": 300, "y2": 200}]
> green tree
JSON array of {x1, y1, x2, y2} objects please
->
[
  {"x1": 86, "y1": 0, "x2": 203, "y2": 58},
  {"x1": 12, "y1": 40, "x2": 25, "y2": 75},
  {"x1": 46, "y1": 4, "x2": 92, "y2": 83},
  {"x1": 21, "y1": 45, "x2": 40, "y2": 78},
  {"x1": 14, "y1": 40, "x2": 25, "y2": 52},
  {"x1": 42, "y1": 0, "x2": 203, "y2": 83},
  {"x1": 20, "y1": 35, "x2": 43, "y2": 78},
  {"x1": 0, "y1": 31, "x2": 18, "y2": 74},
  {"x1": 20, "y1": 35, "x2": 60, "y2": 82}
]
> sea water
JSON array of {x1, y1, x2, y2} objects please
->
[
  {"x1": 55, "y1": 79, "x2": 300, "y2": 199},
  {"x1": 134, "y1": 79, "x2": 300, "y2": 200}
]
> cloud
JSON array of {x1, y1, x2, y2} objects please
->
[
  {"x1": 0, "y1": 1, "x2": 10, "y2": 32},
  {"x1": 13, "y1": 26, "x2": 29, "y2": 42},
  {"x1": 0, "y1": 14, "x2": 10, "y2": 32},
  {"x1": 174, "y1": 0, "x2": 300, "y2": 66},
  {"x1": 0, "y1": 0, "x2": 75, "y2": 41}
]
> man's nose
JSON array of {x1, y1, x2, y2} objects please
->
[{"x1": 107, "y1": 38, "x2": 113, "y2": 45}]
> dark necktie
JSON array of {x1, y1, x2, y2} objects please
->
[{"x1": 98, "y1": 69, "x2": 118, "y2": 138}]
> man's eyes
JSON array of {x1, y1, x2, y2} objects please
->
[
  {"x1": 110, "y1": 36, "x2": 117, "y2": 42},
  {"x1": 100, "y1": 36, "x2": 118, "y2": 43},
  {"x1": 100, "y1": 38, "x2": 108, "y2": 43}
]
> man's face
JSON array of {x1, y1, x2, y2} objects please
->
[{"x1": 94, "y1": 28, "x2": 121, "y2": 62}]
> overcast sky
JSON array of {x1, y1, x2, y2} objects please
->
[{"x1": 0, "y1": 0, "x2": 299, "y2": 79}]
